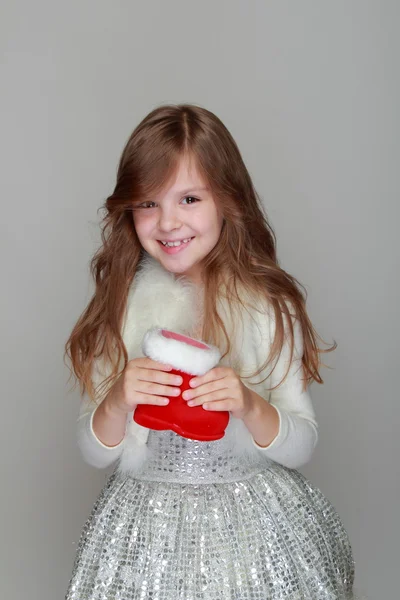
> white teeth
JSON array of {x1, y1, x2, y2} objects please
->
[{"x1": 161, "y1": 237, "x2": 192, "y2": 247}]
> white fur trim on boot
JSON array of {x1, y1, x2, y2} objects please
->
[{"x1": 142, "y1": 328, "x2": 221, "y2": 375}]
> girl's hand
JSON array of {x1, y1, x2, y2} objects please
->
[
  {"x1": 104, "y1": 357, "x2": 183, "y2": 416},
  {"x1": 182, "y1": 367, "x2": 255, "y2": 420}
]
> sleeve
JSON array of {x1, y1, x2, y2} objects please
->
[
  {"x1": 77, "y1": 397, "x2": 127, "y2": 469},
  {"x1": 251, "y1": 305, "x2": 319, "y2": 469}
]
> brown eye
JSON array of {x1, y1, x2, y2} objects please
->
[
  {"x1": 181, "y1": 196, "x2": 199, "y2": 205},
  {"x1": 134, "y1": 201, "x2": 156, "y2": 209}
]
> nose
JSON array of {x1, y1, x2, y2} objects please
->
[{"x1": 158, "y1": 205, "x2": 182, "y2": 232}]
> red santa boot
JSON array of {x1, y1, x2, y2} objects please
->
[{"x1": 134, "y1": 328, "x2": 229, "y2": 441}]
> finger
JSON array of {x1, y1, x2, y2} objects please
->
[
  {"x1": 189, "y1": 367, "x2": 229, "y2": 388},
  {"x1": 183, "y1": 381, "x2": 228, "y2": 401},
  {"x1": 136, "y1": 381, "x2": 181, "y2": 397},
  {"x1": 131, "y1": 357, "x2": 173, "y2": 371},
  {"x1": 150, "y1": 359, "x2": 174, "y2": 370},
  {"x1": 187, "y1": 389, "x2": 231, "y2": 407},
  {"x1": 135, "y1": 394, "x2": 170, "y2": 406},
  {"x1": 136, "y1": 368, "x2": 183, "y2": 386},
  {"x1": 202, "y1": 399, "x2": 234, "y2": 411}
]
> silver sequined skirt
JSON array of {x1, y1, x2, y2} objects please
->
[{"x1": 66, "y1": 428, "x2": 359, "y2": 599}]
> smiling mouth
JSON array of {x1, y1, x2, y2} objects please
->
[{"x1": 158, "y1": 237, "x2": 194, "y2": 248}]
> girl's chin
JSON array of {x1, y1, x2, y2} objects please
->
[{"x1": 160, "y1": 261, "x2": 202, "y2": 282}]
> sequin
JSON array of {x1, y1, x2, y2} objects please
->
[{"x1": 66, "y1": 429, "x2": 358, "y2": 599}]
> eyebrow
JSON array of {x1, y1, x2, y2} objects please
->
[
  {"x1": 176, "y1": 187, "x2": 209, "y2": 195},
  {"x1": 133, "y1": 186, "x2": 211, "y2": 205}
]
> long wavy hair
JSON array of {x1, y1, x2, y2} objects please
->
[{"x1": 65, "y1": 103, "x2": 336, "y2": 401}]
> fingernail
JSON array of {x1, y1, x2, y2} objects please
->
[
  {"x1": 190, "y1": 379, "x2": 197, "y2": 387},
  {"x1": 188, "y1": 401, "x2": 195, "y2": 407},
  {"x1": 161, "y1": 399, "x2": 169, "y2": 404}
]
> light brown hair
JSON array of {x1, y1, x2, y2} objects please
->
[{"x1": 64, "y1": 104, "x2": 336, "y2": 401}]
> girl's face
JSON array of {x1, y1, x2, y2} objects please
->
[{"x1": 132, "y1": 155, "x2": 223, "y2": 284}]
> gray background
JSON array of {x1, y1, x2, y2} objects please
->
[{"x1": 1, "y1": 1, "x2": 398, "y2": 598}]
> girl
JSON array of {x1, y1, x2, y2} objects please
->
[{"x1": 65, "y1": 104, "x2": 361, "y2": 599}]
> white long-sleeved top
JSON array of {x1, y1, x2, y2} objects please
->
[{"x1": 76, "y1": 255, "x2": 319, "y2": 472}]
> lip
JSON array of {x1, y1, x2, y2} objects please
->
[{"x1": 157, "y1": 237, "x2": 194, "y2": 255}]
